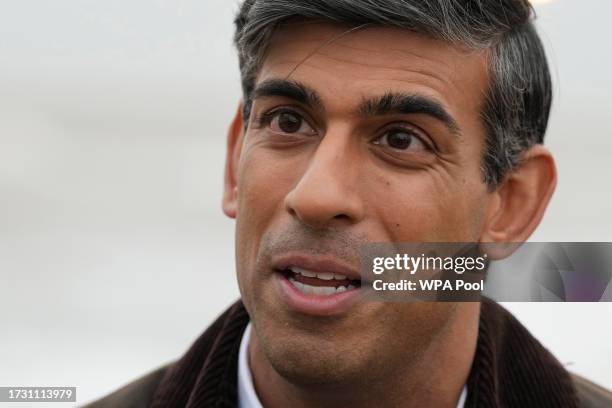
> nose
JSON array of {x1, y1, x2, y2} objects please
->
[{"x1": 284, "y1": 130, "x2": 365, "y2": 229}]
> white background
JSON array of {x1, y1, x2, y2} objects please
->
[{"x1": 0, "y1": 0, "x2": 610, "y2": 405}]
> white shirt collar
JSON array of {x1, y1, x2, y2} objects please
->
[
  {"x1": 238, "y1": 323, "x2": 263, "y2": 408},
  {"x1": 238, "y1": 322, "x2": 467, "y2": 408}
]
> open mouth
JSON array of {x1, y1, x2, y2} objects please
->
[{"x1": 281, "y1": 266, "x2": 362, "y2": 296}]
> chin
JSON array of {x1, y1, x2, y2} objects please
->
[
  {"x1": 264, "y1": 341, "x2": 367, "y2": 387},
  {"x1": 252, "y1": 315, "x2": 372, "y2": 387}
]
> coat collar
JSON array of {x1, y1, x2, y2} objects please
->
[{"x1": 151, "y1": 298, "x2": 578, "y2": 407}]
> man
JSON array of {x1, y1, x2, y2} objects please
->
[{"x1": 88, "y1": 1, "x2": 612, "y2": 407}]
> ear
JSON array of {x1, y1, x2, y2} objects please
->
[
  {"x1": 222, "y1": 103, "x2": 246, "y2": 219},
  {"x1": 480, "y1": 145, "x2": 557, "y2": 258}
]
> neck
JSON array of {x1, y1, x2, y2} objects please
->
[{"x1": 249, "y1": 303, "x2": 479, "y2": 408}]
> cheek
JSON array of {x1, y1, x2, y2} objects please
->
[
  {"x1": 369, "y1": 173, "x2": 487, "y2": 242},
  {"x1": 233, "y1": 143, "x2": 303, "y2": 285},
  {"x1": 235, "y1": 143, "x2": 304, "y2": 228}
]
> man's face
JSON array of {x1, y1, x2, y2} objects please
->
[{"x1": 230, "y1": 21, "x2": 491, "y2": 385}]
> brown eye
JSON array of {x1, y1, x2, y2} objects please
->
[
  {"x1": 377, "y1": 129, "x2": 427, "y2": 151},
  {"x1": 276, "y1": 112, "x2": 302, "y2": 133},
  {"x1": 266, "y1": 110, "x2": 316, "y2": 136}
]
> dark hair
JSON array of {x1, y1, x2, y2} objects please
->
[{"x1": 233, "y1": 0, "x2": 552, "y2": 186}]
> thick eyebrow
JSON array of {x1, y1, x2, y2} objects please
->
[
  {"x1": 251, "y1": 79, "x2": 323, "y2": 111},
  {"x1": 358, "y1": 92, "x2": 461, "y2": 136},
  {"x1": 250, "y1": 80, "x2": 460, "y2": 136}
]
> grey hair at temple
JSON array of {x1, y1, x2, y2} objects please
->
[{"x1": 233, "y1": 0, "x2": 552, "y2": 186}]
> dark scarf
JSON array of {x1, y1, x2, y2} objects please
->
[{"x1": 151, "y1": 299, "x2": 578, "y2": 407}]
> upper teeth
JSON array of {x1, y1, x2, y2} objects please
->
[{"x1": 290, "y1": 267, "x2": 347, "y2": 280}]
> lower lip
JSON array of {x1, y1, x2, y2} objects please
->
[{"x1": 275, "y1": 272, "x2": 363, "y2": 316}]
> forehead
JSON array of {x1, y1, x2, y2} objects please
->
[{"x1": 257, "y1": 20, "x2": 489, "y2": 128}]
